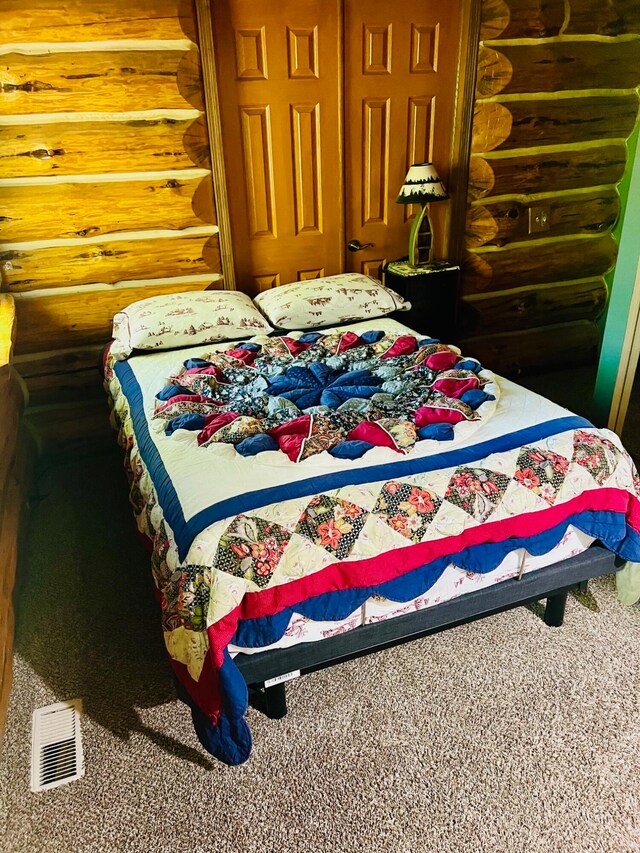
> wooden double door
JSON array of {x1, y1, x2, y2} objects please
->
[{"x1": 212, "y1": 0, "x2": 463, "y2": 293}]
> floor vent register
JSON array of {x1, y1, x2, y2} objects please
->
[{"x1": 30, "y1": 699, "x2": 85, "y2": 792}]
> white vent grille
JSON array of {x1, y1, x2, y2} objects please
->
[{"x1": 31, "y1": 699, "x2": 84, "y2": 793}]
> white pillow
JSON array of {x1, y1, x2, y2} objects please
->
[
  {"x1": 110, "y1": 290, "x2": 274, "y2": 360},
  {"x1": 253, "y1": 273, "x2": 410, "y2": 330}
]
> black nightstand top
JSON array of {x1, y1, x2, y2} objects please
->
[
  {"x1": 384, "y1": 258, "x2": 460, "y2": 340},
  {"x1": 385, "y1": 259, "x2": 460, "y2": 277}
]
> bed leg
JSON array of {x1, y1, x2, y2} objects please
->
[
  {"x1": 544, "y1": 590, "x2": 568, "y2": 627},
  {"x1": 248, "y1": 682, "x2": 288, "y2": 719},
  {"x1": 263, "y1": 682, "x2": 287, "y2": 719}
]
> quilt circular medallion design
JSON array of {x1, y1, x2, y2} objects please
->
[{"x1": 153, "y1": 330, "x2": 497, "y2": 462}]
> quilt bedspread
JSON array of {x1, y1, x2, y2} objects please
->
[{"x1": 104, "y1": 319, "x2": 640, "y2": 765}]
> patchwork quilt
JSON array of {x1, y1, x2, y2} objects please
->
[{"x1": 104, "y1": 318, "x2": 640, "y2": 765}]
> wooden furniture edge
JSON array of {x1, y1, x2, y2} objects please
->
[
  {"x1": 0, "y1": 295, "x2": 16, "y2": 373},
  {"x1": 0, "y1": 294, "x2": 30, "y2": 739}
]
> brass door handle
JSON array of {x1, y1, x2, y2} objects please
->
[{"x1": 347, "y1": 239, "x2": 375, "y2": 252}]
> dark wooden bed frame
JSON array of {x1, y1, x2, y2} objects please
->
[{"x1": 234, "y1": 544, "x2": 619, "y2": 720}]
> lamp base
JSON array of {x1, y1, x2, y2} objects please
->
[{"x1": 407, "y1": 204, "x2": 435, "y2": 267}]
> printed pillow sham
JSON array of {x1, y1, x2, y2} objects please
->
[
  {"x1": 110, "y1": 290, "x2": 274, "y2": 360},
  {"x1": 253, "y1": 273, "x2": 410, "y2": 330}
]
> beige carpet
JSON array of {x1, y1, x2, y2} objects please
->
[{"x1": 1, "y1": 452, "x2": 640, "y2": 853}]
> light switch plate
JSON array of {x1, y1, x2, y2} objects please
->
[{"x1": 529, "y1": 205, "x2": 550, "y2": 234}]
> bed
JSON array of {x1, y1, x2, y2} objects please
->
[{"x1": 103, "y1": 291, "x2": 640, "y2": 766}]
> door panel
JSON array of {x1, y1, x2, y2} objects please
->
[
  {"x1": 344, "y1": 0, "x2": 463, "y2": 273},
  {"x1": 212, "y1": 0, "x2": 462, "y2": 290},
  {"x1": 212, "y1": 0, "x2": 343, "y2": 293}
]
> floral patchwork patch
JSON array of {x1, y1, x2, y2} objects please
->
[
  {"x1": 158, "y1": 561, "x2": 211, "y2": 633},
  {"x1": 295, "y1": 495, "x2": 368, "y2": 559},
  {"x1": 175, "y1": 564, "x2": 211, "y2": 631},
  {"x1": 377, "y1": 418, "x2": 417, "y2": 450},
  {"x1": 572, "y1": 430, "x2": 620, "y2": 485},
  {"x1": 300, "y1": 413, "x2": 359, "y2": 461},
  {"x1": 200, "y1": 415, "x2": 264, "y2": 448},
  {"x1": 514, "y1": 446, "x2": 570, "y2": 504},
  {"x1": 215, "y1": 515, "x2": 291, "y2": 589},
  {"x1": 128, "y1": 458, "x2": 146, "y2": 515},
  {"x1": 373, "y1": 481, "x2": 442, "y2": 543},
  {"x1": 259, "y1": 337, "x2": 294, "y2": 358},
  {"x1": 169, "y1": 375, "x2": 209, "y2": 397},
  {"x1": 444, "y1": 467, "x2": 511, "y2": 523},
  {"x1": 153, "y1": 398, "x2": 220, "y2": 422},
  {"x1": 151, "y1": 519, "x2": 172, "y2": 589}
]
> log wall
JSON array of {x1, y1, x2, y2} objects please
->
[
  {"x1": 0, "y1": 1, "x2": 222, "y2": 406},
  {"x1": 3, "y1": 1, "x2": 640, "y2": 393},
  {"x1": 459, "y1": 0, "x2": 640, "y2": 374}
]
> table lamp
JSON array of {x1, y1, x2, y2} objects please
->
[{"x1": 395, "y1": 162, "x2": 449, "y2": 266}]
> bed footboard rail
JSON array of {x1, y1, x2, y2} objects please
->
[{"x1": 236, "y1": 545, "x2": 616, "y2": 704}]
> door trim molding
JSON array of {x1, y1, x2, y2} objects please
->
[
  {"x1": 194, "y1": 0, "x2": 236, "y2": 290},
  {"x1": 592, "y1": 124, "x2": 640, "y2": 427},
  {"x1": 607, "y1": 255, "x2": 640, "y2": 433},
  {"x1": 447, "y1": 0, "x2": 483, "y2": 264}
]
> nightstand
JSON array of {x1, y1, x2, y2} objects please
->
[{"x1": 384, "y1": 259, "x2": 460, "y2": 342}]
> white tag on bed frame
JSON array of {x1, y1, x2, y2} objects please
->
[
  {"x1": 517, "y1": 549, "x2": 527, "y2": 580},
  {"x1": 264, "y1": 670, "x2": 300, "y2": 688}
]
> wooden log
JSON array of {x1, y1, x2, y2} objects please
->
[
  {"x1": 0, "y1": 49, "x2": 201, "y2": 115},
  {"x1": 14, "y1": 344, "x2": 104, "y2": 379},
  {"x1": 468, "y1": 143, "x2": 627, "y2": 199},
  {"x1": 465, "y1": 189, "x2": 619, "y2": 248},
  {"x1": 15, "y1": 344, "x2": 107, "y2": 405},
  {"x1": 476, "y1": 47, "x2": 513, "y2": 100},
  {"x1": 177, "y1": 47, "x2": 205, "y2": 112},
  {"x1": 183, "y1": 116, "x2": 212, "y2": 170},
  {"x1": 480, "y1": 0, "x2": 565, "y2": 41},
  {"x1": 459, "y1": 277, "x2": 607, "y2": 335},
  {"x1": 0, "y1": 0, "x2": 196, "y2": 42},
  {"x1": 23, "y1": 400, "x2": 113, "y2": 457},
  {"x1": 458, "y1": 320, "x2": 600, "y2": 375},
  {"x1": 466, "y1": 203, "x2": 500, "y2": 248},
  {"x1": 471, "y1": 93, "x2": 639, "y2": 153},
  {"x1": 565, "y1": 0, "x2": 640, "y2": 36},
  {"x1": 20, "y1": 366, "x2": 105, "y2": 406},
  {"x1": 462, "y1": 233, "x2": 617, "y2": 293},
  {"x1": 0, "y1": 115, "x2": 209, "y2": 178},
  {"x1": 1, "y1": 232, "x2": 220, "y2": 292},
  {"x1": 0, "y1": 175, "x2": 215, "y2": 242},
  {"x1": 14, "y1": 277, "x2": 222, "y2": 353},
  {"x1": 480, "y1": 0, "x2": 511, "y2": 40},
  {"x1": 191, "y1": 175, "x2": 216, "y2": 224},
  {"x1": 476, "y1": 41, "x2": 640, "y2": 99}
]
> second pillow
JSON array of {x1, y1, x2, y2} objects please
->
[{"x1": 253, "y1": 272, "x2": 410, "y2": 330}]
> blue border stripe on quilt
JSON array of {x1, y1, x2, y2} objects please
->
[{"x1": 114, "y1": 360, "x2": 593, "y2": 561}]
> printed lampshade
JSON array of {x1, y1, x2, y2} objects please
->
[{"x1": 396, "y1": 162, "x2": 449, "y2": 205}]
